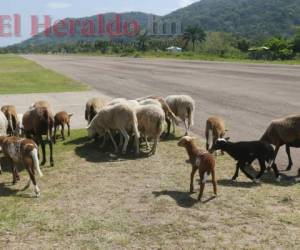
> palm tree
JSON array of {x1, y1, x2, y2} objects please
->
[
  {"x1": 136, "y1": 31, "x2": 149, "y2": 51},
  {"x1": 183, "y1": 25, "x2": 206, "y2": 51}
]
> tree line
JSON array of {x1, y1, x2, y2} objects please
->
[{"x1": 1, "y1": 26, "x2": 300, "y2": 61}]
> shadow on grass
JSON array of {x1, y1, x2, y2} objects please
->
[
  {"x1": 153, "y1": 190, "x2": 197, "y2": 208},
  {"x1": 0, "y1": 157, "x2": 26, "y2": 175},
  {"x1": 152, "y1": 190, "x2": 217, "y2": 208},
  {"x1": 218, "y1": 170, "x2": 298, "y2": 188},
  {"x1": 66, "y1": 136, "x2": 153, "y2": 163},
  {"x1": 160, "y1": 132, "x2": 183, "y2": 142},
  {"x1": 0, "y1": 183, "x2": 19, "y2": 197}
]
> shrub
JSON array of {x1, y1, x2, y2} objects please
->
[{"x1": 265, "y1": 37, "x2": 294, "y2": 60}]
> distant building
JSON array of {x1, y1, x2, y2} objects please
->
[
  {"x1": 166, "y1": 46, "x2": 182, "y2": 53},
  {"x1": 248, "y1": 46, "x2": 269, "y2": 51}
]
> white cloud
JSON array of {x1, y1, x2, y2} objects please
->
[
  {"x1": 47, "y1": 2, "x2": 72, "y2": 9},
  {"x1": 179, "y1": 0, "x2": 199, "y2": 8}
]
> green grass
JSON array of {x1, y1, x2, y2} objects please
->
[
  {"x1": 0, "y1": 129, "x2": 300, "y2": 249},
  {"x1": 0, "y1": 55, "x2": 88, "y2": 94}
]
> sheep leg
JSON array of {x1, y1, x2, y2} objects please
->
[
  {"x1": 172, "y1": 119, "x2": 176, "y2": 134},
  {"x1": 134, "y1": 133, "x2": 140, "y2": 155},
  {"x1": 183, "y1": 119, "x2": 188, "y2": 136},
  {"x1": 49, "y1": 138, "x2": 54, "y2": 167},
  {"x1": 166, "y1": 117, "x2": 171, "y2": 137},
  {"x1": 67, "y1": 122, "x2": 70, "y2": 137},
  {"x1": 285, "y1": 145, "x2": 293, "y2": 171},
  {"x1": 145, "y1": 136, "x2": 150, "y2": 150},
  {"x1": 39, "y1": 136, "x2": 46, "y2": 166},
  {"x1": 151, "y1": 138, "x2": 158, "y2": 155},
  {"x1": 11, "y1": 162, "x2": 19, "y2": 184},
  {"x1": 99, "y1": 133, "x2": 107, "y2": 149},
  {"x1": 120, "y1": 129, "x2": 130, "y2": 155},
  {"x1": 53, "y1": 125, "x2": 57, "y2": 144},
  {"x1": 190, "y1": 166, "x2": 197, "y2": 193},
  {"x1": 267, "y1": 144, "x2": 280, "y2": 171},
  {"x1": 211, "y1": 169, "x2": 217, "y2": 196},
  {"x1": 197, "y1": 172, "x2": 206, "y2": 201},
  {"x1": 23, "y1": 178, "x2": 31, "y2": 190},
  {"x1": 119, "y1": 133, "x2": 124, "y2": 149},
  {"x1": 271, "y1": 163, "x2": 281, "y2": 181},
  {"x1": 232, "y1": 162, "x2": 240, "y2": 181},
  {"x1": 26, "y1": 161, "x2": 40, "y2": 197},
  {"x1": 255, "y1": 158, "x2": 267, "y2": 182},
  {"x1": 108, "y1": 130, "x2": 119, "y2": 153},
  {"x1": 240, "y1": 163, "x2": 254, "y2": 181},
  {"x1": 61, "y1": 124, "x2": 65, "y2": 141}
]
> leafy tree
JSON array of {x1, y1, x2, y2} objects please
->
[
  {"x1": 237, "y1": 39, "x2": 250, "y2": 52},
  {"x1": 293, "y1": 28, "x2": 300, "y2": 53},
  {"x1": 183, "y1": 25, "x2": 206, "y2": 51},
  {"x1": 265, "y1": 37, "x2": 294, "y2": 60},
  {"x1": 201, "y1": 32, "x2": 240, "y2": 57},
  {"x1": 136, "y1": 31, "x2": 149, "y2": 51}
]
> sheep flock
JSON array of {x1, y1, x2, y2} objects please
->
[{"x1": 0, "y1": 93, "x2": 299, "y2": 199}]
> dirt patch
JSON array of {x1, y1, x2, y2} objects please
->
[{"x1": 0, "y1": 130, "x2": 299, "y2": 249}]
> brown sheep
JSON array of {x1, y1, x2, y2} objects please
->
[
  {"x1": 178, "y1": 136, "x2": 217, "y2": 202},
  {"x1": 85, "y1": 97, "x2": 106, "y2": 124},
  {"x1": 54, "y1": 111, "x2": 73, "y2": 142},
  {"x1": 205, "y1": 116, "x2": 226, "y2": 154},
  {"x1": 30, "y1": 100, "x2": 52, "y2": 113},
  {"x1": 0, "y1": 136, "x2": 43, "y2": 197},
  {"x1": 1, "y1": 105, "x2": 19, "y2": 136},
  {"x1": 261, "y1": 114, "x2": 300, "y2": 174},
  {"x1": 23, "y1": 107, "x2": 54, "y2": 166}
]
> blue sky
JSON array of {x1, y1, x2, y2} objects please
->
[{"x1": 0, "y1": 0, "x2": 199, "y2": 47}]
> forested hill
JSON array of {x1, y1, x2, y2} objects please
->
[
  {"x1": 12, "y1": 0, "x2": 300, "y2": 48},
  {"x1": 163, "y1": 0, "x2": 300, "y2": 39}
]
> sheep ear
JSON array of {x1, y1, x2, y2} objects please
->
[{"x1": 225, "y1": 137, "x2": 230, "y2": 141}]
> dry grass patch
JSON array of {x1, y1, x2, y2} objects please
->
[{"x1": 0, "y1": 129, "x2": 299, "y2": 249}]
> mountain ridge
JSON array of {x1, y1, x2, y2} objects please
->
[{"x1": 12, "y1": 0, "x2": 300, "y2": 48}]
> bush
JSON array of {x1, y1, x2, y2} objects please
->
[
  {"x1": 200, "y1": 32, "x2": 244, "y2": 58},
  {"x1": 265, "y1": 37, "x2": 294, "y2": 60},
  {"x1": 293, "y1": 28, "x2": 300, "y2": 53},
  {"x1": 237, "y1": 39, "x2": 250, "y2": 52}
]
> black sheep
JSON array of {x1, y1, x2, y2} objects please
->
[{"x1": 213, "y1": 138, "x2": 280, "y2": 182}]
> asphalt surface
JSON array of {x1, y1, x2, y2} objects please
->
[
  {"x1": 0, "y1": 91, "x2": 110, "y2": 129},
  {"x1": 23, "y1": 55, "x2": 300, "y2": 173}
]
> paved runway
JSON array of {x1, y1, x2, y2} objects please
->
[{"x1": 23, "y1": 55, "x2": 300, "y2": 172}]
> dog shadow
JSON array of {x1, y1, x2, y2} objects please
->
[
  {"x1": 0, "y1": 183, "x2": 19, "y2": 197},
  {"x1": 153, "y1": 190, "x2": 197, "y2": 208},
  {"x1": 152, "y1": 190, "x2": 216, "y2": 208}
]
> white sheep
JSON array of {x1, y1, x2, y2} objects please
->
[
  {"x1": 138, "y1": 98, "x2": 162, "y2": 107},
  {"x1": 136, "y1": 104, "x2": 165, "y2": 155},
  {"x1": 108, "y1": 98, "x2": 140, "y2": 110},
  {"x1": 17, "y1": 113, "x2": 24, "y2": 136},
  {"x1": 165, "y1": 95, "x2": 195, "y2": 135},
  {"x1": 87, "y1": 103, "x2": 140, "y2": 155},
  {"x1": 0, "y1": 111, "x2": 8, "y2": 136}
]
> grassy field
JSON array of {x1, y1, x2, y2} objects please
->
[
  {"x1": 76, "y1": 51, "x2": 300, "y2": 65},
  {"x1": 0, "y1": 55, "x2": 87, "y2": 94},
  {"x1": 0, "y1": 129, "x2": 300, "y2": 249}
]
